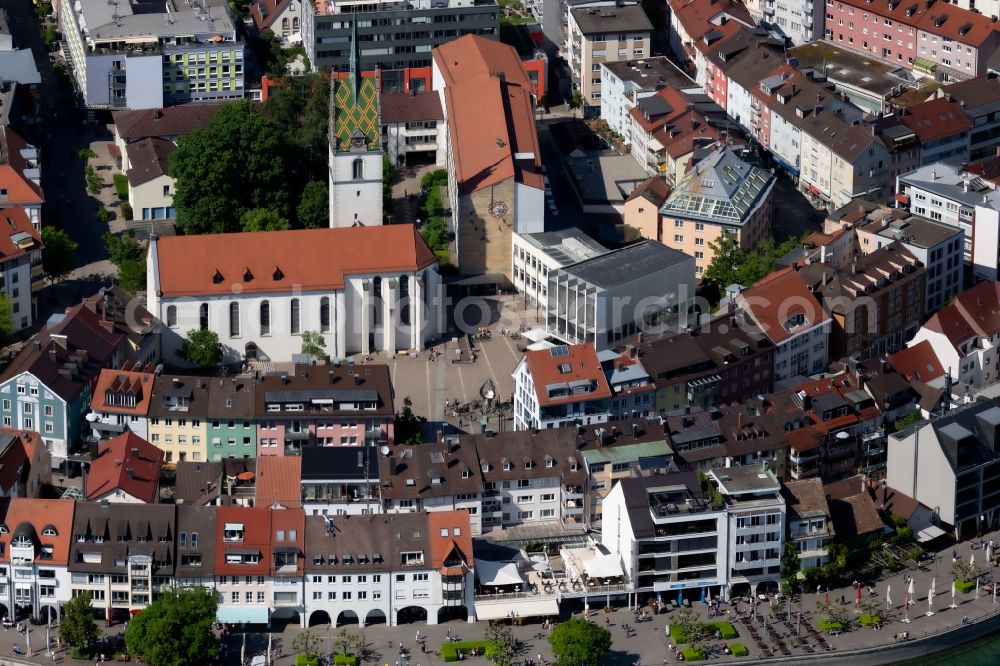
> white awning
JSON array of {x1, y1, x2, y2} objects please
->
[
  {"x1": 916, "y1": 525, "x2": 946, "y2": 543},
  {"x1": 476, "y1": 560, "x2": 523, "y2": 587},
  {"x1": 523, "y1": 328, "x2": 549, "y2": 343},
  {"x1": 475, "y1": 597, "x2": 559, "y2": 621},
  {"x1": 585, "y1": 553, "x2": 624, "y2": 579},
  {"x1": 527, "y1": 341, "x2": 556, "y2": 351}
]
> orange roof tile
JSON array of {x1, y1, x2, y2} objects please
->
[
  {"x1": 90, "y1": 367, "x2": 155, "y2": 416},
  {"x1": 0, "y1": 127, "x2": 42, "y2": 206},
  {"x1": 737, "y1": 268, "x2": 830, "y2": 344},
  {"x1": 523, "y1": 343, "x2": 613, "y2": 408},
  {"x1": 432, "y1": 34, "x2": 532, "y2": 90},
  {"x1": 916, "y1": 3, "x2": 999, "y2": 47},
  {"x1": 427, "y1": 510, "x2": 473, "y2": 571},
  {"x1": 0, "y1": 498, "x2": 75, "y2": 565},
  {"x1": 215, "y1": 506, "x2": 272, "y2": 575},
  {"x1": 0, "y1": 207, "x2": 42, "y2": 262},
  {"x1": 670, "y1": 0, "x2": 754, "y2": 43},
  {"x1": 924, "y1": 281, "x2": 1000, "y2": 349},
  {"x1": 154, "y1": 225, "x2": 436, "y2": 296},
  {"x1": 889, "y1": 340, "x2": 945, "y2": 383},
  {"x1": 901, "y1": 98, "x2": 972, "y2": 143},
  {"x1": 255, "y1": 456, "x2": 302, "y2": 509},
  {"x1": 86, "y1": 432, "x2": 164, "y2": 503}
]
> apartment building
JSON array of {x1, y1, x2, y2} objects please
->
[
  {"x1": 795, "y1": 242, "x2": 926, "y2": 361},
  {"x1": 735, "y1": 269, "x2": 831, "y2": 382},
  {"x1": 939, "y1": 76, "x2": 1000, "y2": 161},
  {"x1": 254, "y1": 364, "x2": 394, "y2": 456},
  {"x1": 513, "y1": 343, "x2": 613, "y2": 431},
  {"x1": 545, "y1": 241, "x2": 696, "y2": 349},
  {"x1": 781, "y1": 478, "x2": 833, "y2": 569},
  {"x1": 707, "y1": 467, "x2": 784, "y2": 589},
  {"x1": 59, "y1": 0, "x2": 245, "y2": 109},
  {"x1": 380, "y1": 90, "x2": 445, "y2": 167},
  {"x1": 760, "y1": 0, "x2": 824, "y2": 45},
  {"x1": 89, "y1": 366, "x2": 154, "y2": 442},
  {"x1": 566, "y1": 5, "x2": 653, "y2": 106},
  {"x1": 599, "y1": 57, "x2": 700, "y2": 142},
  {"x1": 511, "y1": 229, "x2": 607, "y2": 312},
  {"x1": 627, "y1": 87, "x2": 724, "y2": 182},
  {"x1": 147, "y1": 375, "x2": 209, "y2": 464},
  {"x1": 302, "y1": 0, "x2": 499, "y2": 73},
  {"x1": 887, "y1": 399, "x2": 1000, "y2": 538},
  {"x1": 880, "y1": 97, "x2": 972, "y2": 167},
  {"x1": 659, "y1": 147, "x2": 775, "y2": 278},
  {"x1": 856, "y1": 212, "x2": 964, "y2": 312},
  {"x1": 666, "y1": 0, "x2": 754, "y2": 73},
  {"x1": 250, "y1": 0, "x2": 304, "y2": 46},
  {"x1": 472, "y1": 429, "x2": 587, "y2": 533},
  {"x1": 896, "y1": 161, "x2": 1000, "y2": 280},
  {"x1": 299, "y1": 446, "x2": 380, "y2": 516},
  {"x1": 206, "y1": 378, "x2": 257, "y2": 461},
  {"x1": 85, "y1": 432, "x2": 163, "y2": 504},
  {"x1": 173, "y1": 505, "x2": 217, "y2": 588},
  {"x1": 908, "y1": 280, "x2": 1000, "y2": 393},
  {"x1": 600, "y1": 349, "x2": 656, "y2": 419},
  {"x1": 0, "y1": 167, "x2": 42, "y2": 331}
]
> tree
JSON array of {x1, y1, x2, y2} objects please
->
[
  {"x1": 703, "y1": 229, "x2": 745, "y2": 290},
  {"x1": 103, "y1": 231, "x2": 146, "y2": 294},
  {"x1": 77, "y1": 148, "x2": 97, "y2": 161},
  {"x1": 300, "y1": 331, "x2": 326, "y2": 359},
  {"x1": 170, "y1": 100, "x2": 290, "y2": 234},
  {"x1": 124, "y1": 587, "x2": 218, "y2": 666},
  {"x1": 240, "y1": 207, "x2": 291, "y2": 232},
  {"x1": 297, "y1": 180, "x2": 329, "y2": 228},
  {"x1": 383, "y1": 155, "x2": 396, "y2": 223},
  {"x1": 568, "y1": 92, "x2": 585, "y2": 110},
  {"x1": 395, "y1": 396, "x2": 424, "y2": 444},
  {"x1": 41, "y1": 227, "x2": 78, "y2": 284},
  {"x1": 548, "y1": 618, "x2": 612, "y2": 666},
  {"x1": 781, "y1": 542, "x2": 801, "y2": 591},
  {"x1": 293, "y1": 630, "x2": 324, "y2": 661},
  {"x1": 332, "y1": 629, "x2": 362, "y2": 658},
  {"x1": 0, "y1": 294, "x2": 13, "y2": 346},
  {"x1": 180, "y1": 329, "x2": 222, "y2": 368},
  {"x1": 60, "y1": 591, "x2": 99, "y2": 650},
  {"x1": 671, "y1": 609, "x2": 711, "y2": 651},
  {"x1": 486, "y1": 622, "x2": 517, "y2": 666}
]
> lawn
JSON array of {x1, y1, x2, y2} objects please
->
[
  {"x1": 113, "y1": 173, "x2": 129, "y2": 200},
  {"x1": 295, "y1": 657, "x2": 319, "y2": 666},
  {"x1": 333, "y1": 655, "x2": 359, "y2": 666},
  {"x1": 670, "y1": 621, "x2": 737, "y2": 643},
  {"x1": 682, "y1": 647, "x2": 707, "y2": 661},
  {"x1": 730, "y1": 642, "x2": 749, "y2": 657},
  {"x1": 818, "y1": 619, "x2": 843, "y2": 632},
  {"x1": 440, "y1": 641, "x2": 494, "y2": 662}
]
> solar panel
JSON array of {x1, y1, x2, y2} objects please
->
[{"x1": 550, "y1": 345, "x2": 569, "y2": 357}]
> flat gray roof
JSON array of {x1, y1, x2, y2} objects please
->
[
  {"x1": 602, "y1": 57, "x2": 697, "y2": 92},
  {"x1": 789, "y1": 41, "x2": 911, "y2": 96},
  {"x1": 899, "y1": 162, "x2": 1000, "y2": 210},
  {"x1": 560, "y1": 240, "x2": 692, "y2": 290},
  {"x1": 0, "y1": 50, "x2": 41, "y2": 85},
  {"x1": 711, "y1": 466, "x2": 781, "y2": 494},
  {"x1": 875, "y1": 215, "x2": 962, "y2": 248},
  {"x1": 79, "y1": 0, "x2": 235, "y2": 42},
  {"x1": 520, "y1": 228, "x2": 607, "y2": 267},
  {"x1": 571, "y1": 5, "x2": 652, "y2": 34}
]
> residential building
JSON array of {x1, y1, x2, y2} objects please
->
[
  {"x1": 0, "y1": 430, "x2": 51, "y2": 499},
  {"x1": 207, "y1": 378, "x2": 257, "y2": 461},
  {"x1": 795, "y1": 242, "x2": 926, "y2": 361},
  {"x1": 885, "y1": 97, "x2": 972, "y2": 166},
  {"x1": 659, "y1": 147, "x2": 775, "y2": 278},
  {"x1": 627, "y1": 86, "x2": 724, "y2": 181},
  {"x1": 125, "y1": 139, "x2": 176, "y2": 221},
  {"x1": 302, "y1": 0, "x2": 500, "y2": 74},
  {"x1": 299, "y1": 446, "x2": 379, "y2": 515},
  {"x1": 0, "y1": 498, "x2": 76, "y2": 623},
  {"x1": 250, "y1": 0, "x2": 303, "y2": 46},
  {"x1": 432, "y1": 35, "x2": 545, "y2": 285},
  {"x1": 512, "y1": 343, "x2": 613, "y2": 431},
  {"x1": 624, "y1": 177, "x2": 673, "y2": 243},
  {"x1": 471, "y1": 429, "x2": 587, "y2": 533},
  {"x1": 566, "y1": 5, "x2": 653, "y2": 106},
  {"x1": 255, "y1": 456, "x2": 301, "y2": 510},
  {"x1": 112, "y1": 103, "x2": 230, "y2": 172},
  {"x1": 85, "y1": 432, "x2": 163, "y2": 504},
  {"x1": 600, "y1": 349, "x2": 656, "y2": 419},
  {"x1": 174, "y1": 505, "x2": 217, "y2": 588},
  {"x1": 88, "y1": 366, "x2": 154, "y2": 443},
  {"x1": 908, "y1": 280, "x2": 1000, "y2": 394},
  {"x1": 0, "y1": 126, "x2": 43, "y2": 234},
  {"x1": 602, "y1": 473, "x2": 729, "y2": 601},
  {"x1": 511, "y1": 229, "x2": 606, "y2": 312},
  {"x1": 0, "y1": 207, "x2": 42, "y2": 332},
  {"x1": 146, "y1": 225, "x2": 442, "y2": 362},
  {"x1": 546, "y1": 240, "x2": 696, "y2": 349},
  {"x1": 302, "y1": 509, "x2": 475, "y2": 627},
  {"x1": 913, "y1": 5, "x2": 1000, "y2": 80},
  {"x1": 666, "y1": 0, "x2": 754, "y2": 73},
  {"x1": 856, "y1": 212, "x2": 964, "y2": 313},
  {"x1": 939, "y1": 75, "x2": 1000, "y2": 161},
  {"x1": 146, "y1": 375, "x2": 209, "y2": 464},
  {"x1": 78, "y1": 287, "x2": 160, "y2": 369},
  {"x1": 735, "y1": 268, "x2": 831, "y2": 382},
  {"x1": 824, "y1": 474, "x2": 886, "y2": 541},
  {"x1": 255, "y1": 364, "x2": 394, "y2": 456},
  {"x1": 0, "y1": 126, "x2": 44, "y2": 308},
  {"x1": 379, "y1": 439, "x2": 483, "y2": 534},
  {"x1": 599, "y1": 57, "x2": 700, "y2": 142},
  {"x1": 68, "y1": 503, "x2": 177, "y2": 622},
  {"x1": 886, "y1": 399, "x2": 1000, "y2": 537},
  {"x1": 759, "y1": 0, "x2": 824, "y2": 45},
  {"x1": 380, "y1": 91, "x2": 445, "y2": 167},
  {"x1": 59, "y1": 0, "x2": 245, "y2": 109},
  {"x1": 896, "y1": 162, "x2": 1000, "y2": 280},
  {"x1": 781, "y1": 478, "x2": 833, "y2": 569},
  {"x1": 173, "y1": 459, "x2": 256, "y2": 507},
  {"x1": 707, "y1": 467, "x2": 784, "y2": 589}
]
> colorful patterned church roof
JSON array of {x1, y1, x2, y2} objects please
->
[{"x1": 331, "y1": 17, "x2": 380, "y2": 153}]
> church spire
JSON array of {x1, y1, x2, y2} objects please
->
[{"x1": 349, "y1": 12, "x2": 361, "y2": 102}]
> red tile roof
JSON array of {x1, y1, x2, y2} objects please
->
[
  {"x1": 154, "y1": 225, "x2": 436, "y2": 296},
  {"x1": 432, "y1": 34, "x2": 532, "y2": 90},
  {"x1": 86, "y1": 432, "x2": 164, "y2": 503},
  {"x1": 670, "y1": 0, "x2": 754, "y2": 44},
  {"x1": 889, "y1": 340, "x2": 945, "y2": 383},
  {"x1": 737, "y1": 268, "x2": 830, "y2": 344},
  {"x1": 924, "y1": 280, "x2": 1000, "y2": 349},
  {"x1": 522, "y1": 343, "x2": 613, "y2": 408},
  {"x1": 0, "y1": 127, "x2": 42, "y2": 206},
  {"x1": 255, "y1": 456, "x2": 302, "y2": 509},
  {"x1": 91, "y1": 367, "x2": 156, "y2": 416},
  {"x1": 427, "y1": 511, "x2": 474, "y2": 572},
  {"x1": 901, "y1": 98, "x2": 972, "y2": 144},
  {"x1": 0, "y1": 498, "x2": 75, "y2": 565},
  {"x1": 916, "y1": 3, "x2": 999, "y2": 47},
  {"x1": 215, "y1": 506, "x2": 272, "y2": 575},
  {"x1": 0, "y1": 207, "x2": 42, "y2": 262}
]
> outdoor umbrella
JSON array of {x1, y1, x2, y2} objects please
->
[
  {"x1": 268, "y1": 632, "x2": 273, "y2": 665},
  {"x1": 886, "y1": 585, "x2": 892, "y2": 609},
  {"x1": 903, "y1": 594, "x2": 910, "y2": 623},
  {"x1": 824, "y1": 590, "x2": 830, "y2": 608},
  {"x1": 927, "y1": 585, "x2": 935, "y2": 616},
  {"x1": 951, "y1": 581, "x2": 958, "y2": 609},
  {"x1": 908, "y1": 577, "x2": 915, "y2": 598},
  {"x1": 855, "y1": 584, "x2": 862, "y2": 606},
  {"x1": 971, "y1": 551, "x2": 976, "y2": 567},
  {"x1": 976, "y1": 578, "x2": 981, "y2": 601}
]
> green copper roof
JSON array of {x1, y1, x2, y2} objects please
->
[
  {"x1": 333, "y1": 73, "x2": 380, "y2": 152},
  {"x1": 580, "y1": 440, "x2": 672, "y2": 464}
]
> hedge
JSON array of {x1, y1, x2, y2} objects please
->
[
  {"x1": 705, "y1": 622, "x2": 738, "y2": 639},
  {"x1": 334, "y1": 655, "x2": 359, "y2": 666},
  {"x1": 956, "y1": 579, "x2": 977, "y2": 594},
  {"x1": 682, "y1": 647, "x2": 707, "y2": 661},
  {"x1": 859, "y1": 613, "x2": 883, "y2": 626},
  {"x1": 731, "y1": 643, "x2": 749, "y2": 657},
  {"x1": 295, "y1": 657, "x2": 319, "y2": 666},
  {"x1": 440, "y1": 641, "x2": 495, "y2": 662},
  {"x1": 113, "y1": 174, "x2": 129, "y2": 200},
  {"x1": 818, "y1": 619, "x2": 843, "y2": 632}
]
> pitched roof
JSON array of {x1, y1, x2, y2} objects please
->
[
  {"x1": 154, "y1": 225, "x2": 436, "y2": 296},
  {"x1": 0, "y1": 498, "x2": 75, "y2": 566},
  {"x1": 207, "y1": 377, "x2": 256, "y2": 419},
  {"x1": 432, "y1": 34, "x2": 532, "y2": 89},
  {"x1": 829, "y1": 492, "x2": 884, "y2": 537},
  {"x1": 0, "y1": 126, "x2": 42, "y2": 205},
  {"x1": 256, "y1": 364, "x2": 394, "y2": 418},
  {"x1": 782, "y1": 477, "x2": 832, "y2": 521},
  {"x1": 249, "y1": 0, "x2": 291, "y2": 30},
  {"x1": 380, "y1": 91, "x2": 444, "y2": 124},
  {"x1": 147, "y1": 374, "x2": 211, "y2": 419},
  {"x1": 303, "y1": 512, "x2": 426, "y2": 573},
  {"x1": 874, "y1": 484, "x2": 922, "y2": 521},
  {"x1": 669, "y1": 0, "x2": 754, "y2": 44},
  {"x1": 91, "y1": 367, "x2": 155, "y2": 416},
  {"x1": 86, "y1": 432, "x2": 164, "y2": 503},
  {"x1": 901, "y1": 97, "x2": 972, "y2": 143},
  {"x1": 125, "y1": 137, "x2": 174, "y2": 187},
  {"x1": 522, "y1": 343, "x2": 613, "y2": 408},
  {"x1": 924, "y1": 280, "x2": 1000, "y2": 349},
  {"x1": 0, "y1": 207, "x2": 43, "y2": 262},
  {"x1": 174, "y1": 461, "x2": 224, "y2": 506},
  {"x1": 214, "y1": 506, "x2": 271, "y2": 575},
  {"x1": 0, "y1": 431, "x2": 33, "y2": 495},
  {"x1": 916, "y1": 3, "x2": 999, "y2": 47},
  {"x1": 662, "y1": 147, "x2": 774, "y2": 225},
  {"x1": 255, "y1": 456, "x2": 302, "y2": 509},
  {"x1": 890, "y1": 340, "x2": 945, "y2": 383},
  {"x1": 427, "y1": 510, "x2": 473, "y2": 572},
  {"x1": 68, "y1": 502, "x2": 176, "y2": 576},
  {"x1": 736, "y1": 268, "x2": 830, "y2": 344},
  {"x1": 112, "y1": 103, "x2": 230, "y2": 141},
  {"x1": 626, "y1": 177, "x2": 672, "y2": 207},
  {"x1": 378, "y1": 440, "x2": 483, "y2": 500}
]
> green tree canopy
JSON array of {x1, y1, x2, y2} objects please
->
[
  {"x1": 293, "y1": 630, "x2": 323, "y2": 661},
  {"x1": 41, "y1": 227, "x2": 78, "y2": 283},
  {"x1": 180, "y1": 329, "x2": 222, "y2": 368},
  {"x1": 395, "y1": 396, "x2": 424, "y2": 444},
  {"x1": 103, "y1": 231, "x2": 146, "y2": 294},
  {"x1": 297, "y1": 180, "x2": 329, "y2": 228},
  {"x1": 124, "y1": 587, "x2": 219, "y2": 666},
  {"x1": 548, "y1": 618, "x2": 612, "y2": 666},
  {"x1": 60, "y1": 591, "x2": 99, "y2": 649},
  {"x1": 170, "y1": 100, "x2": 290, "y2": 234},
  {"x1": 383, "y1": 155, "x2": 396, "y2": 222},
  {"x1": 240, "y1": 207, "x2": 291, "y2": 232},
  {"x1": 0, "y1": 294, "x2": 14, "y2": 347},
  {"x1": 703, "y1": 231, "x2": 803, "y2": 298},
  {"x1": 300, "y1": 331, "x2": 326, "y2": 359}
]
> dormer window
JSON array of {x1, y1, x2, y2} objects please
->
[
  {"x1": 213, "y1": 270, "x2": 224, "y2": 284},
  {"x1": 273, "y1": 266, "x2": 285, "y2": 281},
  {"x1": 223, "y1": 523, "x2": 245, "y2": 542},
  {"x1": 461, "y1": 468, "x2": 471, "y2": 479},
  {"x1": 41, "y1": 527, "x2": 57, "y2": 537},
  {"x1": 0, "y1": 525, "x2": 8, "y2": 535},
  {"x1": 481, "y1": 463, "x2": 489, "y2": 473},
  {"x1": 524, "y1": 459, "x2": 532, "y2": 470},
  {"x1": 545, "y1": 457, "x2": 554, "y2": 468},
  {"x1": 503, "y1": 460, "x2": 512, "y2": 471}
]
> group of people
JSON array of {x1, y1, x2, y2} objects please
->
[{"x1": 894, "y1": 630, "x2": 911, "y2": 641}]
